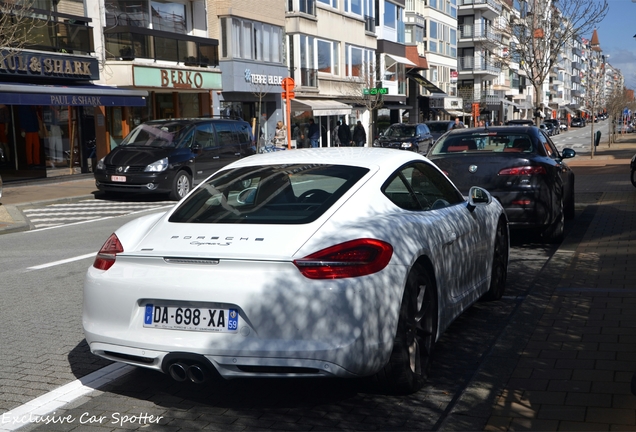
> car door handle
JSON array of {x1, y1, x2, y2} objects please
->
[{"x1": 444, "y1": 232, "x2": 457, "y2": 245}]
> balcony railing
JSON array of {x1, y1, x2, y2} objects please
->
[
  {"x1": 20, "y1": 16, "x2": 94, "y2": 55},
  {"x1": 300, "y1": 67, "x2": 317, "y2": 87},
  {"x1": 364, "y1": 15, "x2": 375, "y2": 32},
  {"x1": 457, "y1": 0, "x2": 502, "y2": 14},
  {"x1": 571, "y1": 75, "x2": 581, "y2": 84},
  {"x1": 458, "y1": 24, "x2": 501, "y2": 42},
  {"x1": 104, "y1": 27, "x2": 218, "y2": 67},
  {"x1": 458, "y1": 56, "x2": 501, "y2": 75}
]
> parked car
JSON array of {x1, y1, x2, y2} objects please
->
[
  {"x1": 373, "y1": 123, "x2": 434, "y2": 154},
  {"x1": 425, "y1": 120, "x2": 455, "y2": 145},
  {"x1": 543, "y1": 119, "x2": 561, "y2": 135},
  {"x1": 94, "y1": 118, "x2": 255, "y2": 200},
  {"x1": 570, "y1": 117, "x2": 586, "y2": 127},
  {"x1": 427, "y1": 126, "x2": 576, "y2": 243},
  {"x1": 83, "y1": 147, "x2": 509, "y2": 395},
  {"x1": 616, "y1": 122, "x2": 634, "y2": 134},
  {"x1": 539, "y1": 124, "x2": 554, "y2": 136}
]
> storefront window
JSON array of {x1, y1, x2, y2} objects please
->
[{"x1": 179, "y1": 93, "x2": 200, "y2": 118}]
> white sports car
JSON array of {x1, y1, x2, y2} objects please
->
[{"x1": 83, "y1": 148, "x2": 509, "y2": 394}]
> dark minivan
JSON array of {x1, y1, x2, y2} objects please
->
[{"x1": 94, "y1": 118, "x2": 255, "y2": 200}]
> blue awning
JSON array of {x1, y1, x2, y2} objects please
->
[{"x1": 0, "y1": 82, "x2": 148, "y2": 106}]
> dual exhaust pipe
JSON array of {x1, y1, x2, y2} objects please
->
[{"x1": 168, "y1": 362, "x2": 209, "y2": 384}]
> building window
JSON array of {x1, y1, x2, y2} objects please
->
[
  {"x1": 225, "y1": 17, "x2": 284, "y2": 63},
  {"x1": 151, "y1": 0, "x2": 186, "y2": 33},
  {"x1": 384, "y1": 1, "x2": 396, "y2": 28},
  {"x1": 345, "y1": 0, "x2": 362, "y2": 15},
  {"x1": 317, "y1": 0, "x2": 338, "y2": 6},
  {"x1": 317, "y1": 39, "x2": 339, "y2": 75},
  {"x1": 345, "y1": 44, "x2": 374, "y2": 77}
]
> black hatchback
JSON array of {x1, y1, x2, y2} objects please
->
[
  {"x1": 372, "y1": 123, "x2": 433, "y2": 154},
  {"x1": 94, "y1": 118, "x2": 255, "y2": 200},
  {"x1": 427, "y1": 126, "x2": 576, "y2": 243}
]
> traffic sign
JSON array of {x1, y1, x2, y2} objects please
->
[
  {"x1": 281, "y1": 77, "x2": 295, "y2": 100},
  {"x1": 363, "y1": 87, "x2": 388, "y2": 95}
]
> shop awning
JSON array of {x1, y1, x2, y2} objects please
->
[
  {"x1": 447, "y1": 110, "x2": 470, "y2": 117},
  {"x1": 563, "y1": 106, "x2": 576, "y2": 115},
  {"x1": 406, "y1": 71, "x2": 447, "y2": 95},
  {"x1": 0, "y1": 82, "x2": 148, "y2": 106},
  {"x1": 385, "y1": 54, "x2": 417, "y2": 67},
  {"x1": 290, "y1": 99, "x2": 352, "y2": 116}
]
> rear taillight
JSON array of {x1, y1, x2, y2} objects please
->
[
  {"x1": 293, "y1": 239, "x2": 393, "y2": 279},
  {"x1": 498, "y1": 166, "x2": 546, "y2": 176},
  {"x1": 93, "y1": 233, "x2": 124, "y2": 270}
]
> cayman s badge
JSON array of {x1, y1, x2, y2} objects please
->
[{"x1": 468, "y1": 165, "x2": 478, "y2": 173}]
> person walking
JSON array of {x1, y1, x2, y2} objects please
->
[
  {"x1": 451, "y1": 117, "x2": 464, "y2": 129},
  {"x1": 338, "y1": 119, "x2": 351, "y2": 147},
  {"x1": 353, "y1": 121, "x2": 366, "y2": 147},
  {"x1": 273, "y1": 121, "x2": 287, "y2": 150},
  {"x1": 332, "y1": 121, "x2": 341, "y2": 147},
  {"x1": 308, "y1": 118, "x2": 320, "y2": 148}
]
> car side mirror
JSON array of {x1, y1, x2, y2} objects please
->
[
  {"x1": 561, "y1": 148, "x2": 576, "y2": 159},
  {"x1": 467, "y1": 186, "x2": 492, "y2": 212},
  {"x1": 191, "y1": 143, "x2": 202, "y2": 153}
]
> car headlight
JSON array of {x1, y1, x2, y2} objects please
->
[
  {"x1": 145, "y1": 157, "x2": 169, "y2": 172},
  {"x1": 96, "y1": 157, "x2": 106, "y2": 171},
  {"x1": 401, "y1": 142, "x2": 413, "y2": 149}
]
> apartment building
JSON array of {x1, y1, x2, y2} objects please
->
[
  {"x1": 285, "y1": 0, "x2": 376, "y2": 146},
  {"x1": 405, "y1": 0, "x2": 463, "y2": 121},
  {"x1": 204, "y1": 1, "x2": 287, "y2": 142}
]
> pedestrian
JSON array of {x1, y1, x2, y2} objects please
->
[
  {"x1": 308, "y1": 118, "x2": 320, "y2": 148},
  {"x1": 353, "y1": 121, "x2": 366, "y2": 147},
  {"x1": 451, "y1": 117, "x2": 464, "y2": 129},
  {"x1": 338, "y1": 119, "x2": 351, "y2": 147},
  {"x1": 273, "y1": 121, "x2": 287, "y2": 150},
  {"x1": 332, "y1": 121, "x2": 341, "y2": 147}
]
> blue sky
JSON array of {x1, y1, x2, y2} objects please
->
[{"x1": 595, "y1": 0, "x2": 636, "y2": 89}]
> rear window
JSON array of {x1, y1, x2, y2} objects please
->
[
  {"x1": 385, "y1": 125, "x2": 417, "y2": 138},
  {"x1": 169, "y1": 164, "x2": 369, "y2": 224},
  {"x1": 426, "y1": 122, "x2": 451, "y2": 133},
  {"x1": 430, "y1": 132, "x2": 536, "y2": 155}
]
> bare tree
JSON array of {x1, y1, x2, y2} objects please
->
[
  {"x1": 0, "y1": 0, "x2": 48, "y2": 58},
  {"x1": 248, "y1": 73, "x2": 275, "y2": 152},
  {"x1": 341, "y1": 61, "x2": 384, "y2": 143},
  {"x1": 496, "y1": 0, "x2": 608, "y2": 125},
  {"x1": 606, "y1": 87, "x2": 636, "y2": 145}
]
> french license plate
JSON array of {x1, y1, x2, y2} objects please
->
[
  {"x1": 111, "y1": 175, "x2": 126, "y2": 182},
  {"x1": 143, "y1": 304, "x2": 239, "y2": 332}
]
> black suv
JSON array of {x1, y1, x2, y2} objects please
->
[
  {"x1": 373, "y1": 123, "x2": 433, "y2": 154},
  {"x1": 95, "y1": 118, "x2": 255, "y2": 200},
  {"x1": 543, "y1": 119, "x2": 561, "y2": 135}
]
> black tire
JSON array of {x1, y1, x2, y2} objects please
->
[
  {"x1": 631, "y1": 169, "x2": 636, "y2": 188},
  {"x1": 374, "y1": 267, "x2": 437, "y2": 394},
  {"x1": 169, "y1": 171, "x2": 192, "y2": 201},
  {"x1": 543, "y1": 198, "x2": 564, "y2": 244},
  {"x1": 482, "y1": 219, "x2": 509, "y2": 301}
]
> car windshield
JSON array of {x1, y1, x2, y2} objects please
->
[
  {"x1": 426, "y1": 123, "x2": 451, "y2": 133},
  {"x1": 120, "y1": 122, "x2": 191, "y2": 148},
  {"x1": 384, "y1": 125, "x2": 417, "y2": 138},
  {"x1": 169, "y1": 164, "x2": 369, "y2": 224},
  {"x1": 430, "y1": 132, "x2": 536, "y2": 155}
]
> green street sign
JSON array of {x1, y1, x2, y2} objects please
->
[{"x1": 363, "y1": 87, "x2": 388, "y2": 95}]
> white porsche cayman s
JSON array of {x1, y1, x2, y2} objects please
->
[{"x1": 83, "y1": 147, "x2": 509, "y2": 394}]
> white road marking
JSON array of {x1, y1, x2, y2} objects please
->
[
  {"x1": 27, "y1": 253, "x2": 96, "y2": 270},
  {"x1": 0, "y1": 363, "x2": 134, "y2": 432}
]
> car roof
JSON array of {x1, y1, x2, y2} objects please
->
[
  {"x1": 446, "y1": 126, "x2": 539, "y2": 135},
  {"x1": 145, "y1": 118, "x2": 249, "y2": 125},
  {"x1": 224, "y1": 147, "x2": 428, "y2": 170}
]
